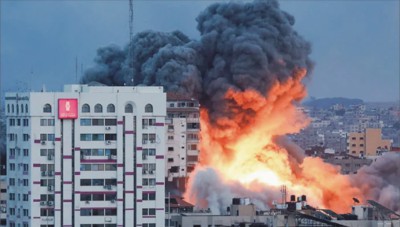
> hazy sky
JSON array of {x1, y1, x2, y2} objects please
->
[{"x1": 1, "y1": 0, "x2": 399, "y2": 102}]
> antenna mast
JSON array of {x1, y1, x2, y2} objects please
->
[{"x1": 129, "y1": 0, "x2": 134, "y2": 85}]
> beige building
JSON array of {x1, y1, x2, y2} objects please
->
[{"x1": 347, "y1": 128, "x2": 392, "y2": 156}]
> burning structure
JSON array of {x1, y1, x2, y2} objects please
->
[{"x1": 81, "y1": 0, "x2": 400, "y2": 215}]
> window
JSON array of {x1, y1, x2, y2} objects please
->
[
  {"x1": 23, "y1": 209, "x2": 29, "y2": 216},
  {"x1": 9, "y1": 178, "x2": 15, "y2": 186},
  {"x1": 23, "y1": 134, "x2": 30, "y2": 141},
  {"x1": 142, "y1": 118, "x2": 156, "y2": 128},
  {"x1": 143, "y1": 149, "x2": 156, "y2": 160},
  {"x1": 9, "y1": 163, "x2": 15, "y2": 171},
  {"x1": 145, "y1": 104, "x2": 153, "y2": 113},
  {"x1": 80, "y1": 119, "x2": 91, "y2": 126},
  {"x1": 40, "y1": 119, "x2": 54, "y2": 126},
  {"x1": 43, "y1": 104, "x2": 52, "y2": 113},
  {"x1": 168, "y1": 147, "x2": 174, "y2": 152},
  {"x1": 23, "y1": 119, "x2": 29, "y2": 126},
  {"x1": 125, "y1": 104, "x2": 133, "y2": 113},
  {"x1": 168, "y1": 158, "x2": 173, "y2": 163},
  {"x1": 105, "y1": 119, "x2": 117, "y2": 126},
  {"x1": 9, "y1": 119, "x2": 15, "y2": 126},
  {"x1": 168, "y1": 135, "x2": 174, "y2": 140},
  {"x1": 23, "y1": 194, "x2": 29, "y2": 201},
  {"x1": 23, "y1": 149, "x2": 29, "y2": 156},
  {"x1": 92, "y1": 119, "x2": 104, "y2": 126},
  {"x1": 21, "y1": 104, "x2": 24, "y2": 113},
  {"x1": 94, "y1": 104, "x2": 103, "y2": 113},
  {"x1": 17, "y1": 119, "x2": 21, "y2": 126},
  {"x1": 11, "y1": 104, "x2": 14, "y2": 113},
  {"x1": 142, "y1": 208, "x2": 156, "y2": 216},
  {"x1": 82, "y1": 104, "x2": 90, "y2": 113},
  {"x1": 16, "y1": 105, "x2": 19, "y2": 114},
  {"x1": 25, "y1": 104, "x2": 28, "y2": 113},
  {"x1": 23, "y1": 179, "x2": 29, "y2": 186},
  {"x1": 107, "y1": 104, "x2": 115, "y2": 113},
  {"x1": 142, "y1": 192, "x2": 156, "y2": 200},
  {"x1": 7, "y1": 104, "x2": 10, "y2": 113},
  {"x1": 105, "y1": 134, "x2": 117, "y2": 141}
]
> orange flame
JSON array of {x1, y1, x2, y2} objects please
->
[{"x1": 185, "y1": 69, "x2": 363, "y2": 213}]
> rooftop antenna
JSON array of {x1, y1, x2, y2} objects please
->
[
  {"x1": 129, "y1": 0, "x2": 134, "y2": 86},
  {"x1": 75, "y1": 56, "x2": 78, "y2": 84}
]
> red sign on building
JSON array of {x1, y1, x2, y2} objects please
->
[{"x1": 58, "y1": 99, "x2": 78, "y2": 119}]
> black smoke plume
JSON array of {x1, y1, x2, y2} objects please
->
[{"x1": 81, "y1": 0, "x2": 313, "y2": 120}]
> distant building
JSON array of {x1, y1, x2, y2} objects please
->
[
  {"x1": 324, "y1": 155, "x2": 372, "y2": 175},
  {"x1": 165, "y1": 93, "x2": 200, "y2": 192},
  {"x1": 5, "y1": 84, "x2": 166, "y2": 227},
  {"x1": 347, "y1": 128, "x2": 392, "y2": 157},
  {"x1": 0, "y1": 174, "x2": 6, "y2": 226}
]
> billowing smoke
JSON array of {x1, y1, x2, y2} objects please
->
[
  {"x1": 81, "y1": 0, "x2": 400, "y2": 214},
  {"x1": 351, "y1": 152, "x2": 400, "y2": 212},
  {"x1": 81, "y1": 0, "x2": 312, "y2": 120}
]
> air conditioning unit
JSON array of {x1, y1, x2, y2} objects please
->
[
  {"x1": 105, "y1": 140, "x2": 111, "y2": 145},
  {"x1": 106, "y1": 185, "x2": 112, "y2": 190},
  {"x1": 111, "y1": 155, "x2": 117, "y2": 160},
  {"x1": 40, "y1": 201, "x2": 46, "y2": 206},
  {"x1": 143, "y1": 170, "x2": 148, "y2": 174},
  {"x1": 105, "y1": 217, "x2": 112, "y2": 222},
  {"x1": 149, "y1": 170, "x2": 154, "y2": 174},
  {"x1": 48, "y1": 185, "x2": 54, "y2": 191},
  {"x1": 105, "y1": 126, "x2": 111, "y2": 130},
  {"x1": 41, "y1": 141, "x2": 46, "y2": 145},
  {"x1": 47, "y1": 201, "x2": 54, "y2": 206}
]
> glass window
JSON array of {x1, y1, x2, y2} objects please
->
[
  {"x1": 80, "y1": 119, "x2": 91, "y2": 126},
  {"x1": 92, "y1": 134, "x2": 104, "y2": 141},
  {"x1": 105, "y1": 134, "x2": 117, "y2": 141},
  {"x1": 107, "y1": 104, "x2": 115, "y2": 113},
  {"x1": 125, "y1": 104, "x2": 133, "y2": 113},
  {"x1": 80, "y1": 134, "x2": 91, "y2": 141},
  {"x1": 80, "y1": 194, "x2": 91, "y2": 201},
  {"x1": 92, "y1": 209, "x2": 104, "y2": 216},
  {"x1": 82, "y1": 104, "x2": 90, "y2": 113},
  {"x1": 92, "y1": 194, "x2": 104, "y2": 201},
  {"x1": 92, "y1": 179, "x2": 104, "y2": 186},
  {"x1": 43, "y1": 104, "x2": 51, "y2": 113},
  {"x1": 94, "y1": 104, "x2": 103, "y2": 113},
  {"x1": 145, "y1": 104, "x2": 153, "y2": 113},
  {"x1": 92, "y1": 119, "x2": 104, "y2": 126},
  {"x1": 105, "y1": 119, "x2": 117, "y2": 126},
  {"x1": 25, "y1": 104, "x2": 28, "y2": 113},
  {"x1": 80, "y1": 179, "x2": 91, "y2": 186}
]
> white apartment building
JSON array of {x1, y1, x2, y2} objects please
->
[
  {"x1": 165, "y1": 94, "x2": 200, "y2": 191},
  {"x1": 5, "y1": 84, "x2": 166, "y2": 227}
]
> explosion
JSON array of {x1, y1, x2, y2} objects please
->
[
  {"x1": 185, "y1": 68, "x2": 362, "y2": 213},
  {"x1": 82, "y1": 0, "x2": 400, "y2": 215}
]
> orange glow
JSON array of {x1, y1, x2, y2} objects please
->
[{"x1": 185, "y1": 69, "x2": 363, "y2": 213}]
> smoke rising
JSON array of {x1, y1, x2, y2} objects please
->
[
  {"x1": 351, "y1": 152, "x2": 400, "y2": 212},
  {"x1": 81, "y1": 0, "x2": 400, "y2": 214},
  {"x1": 81, "y1": 0, "x2": 312, "y2": 120}
]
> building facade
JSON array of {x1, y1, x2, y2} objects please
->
[
  {"x1": 347, "y1": 128, "x2": 392, "y2": 157},
  {"x1": 5, "y1": 85, "x2": 166, "y2": 227},
  {"x1": 165, "y1": 93, "x2": 200, "y2": 192}
]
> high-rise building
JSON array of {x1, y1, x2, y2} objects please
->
[
  {"x1": 165, "y1": 93, "x2": 200, "y2": 191},
  {"x1": 5, "y1": 84, "x2": 166, "y2": 227},
  {"x1": 347, "y1": 128, "x2": 392, "y2": 157}
]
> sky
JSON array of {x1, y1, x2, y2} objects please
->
[{"x1": 1, "y1": 0, "x2": 399, "y2": 102}]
